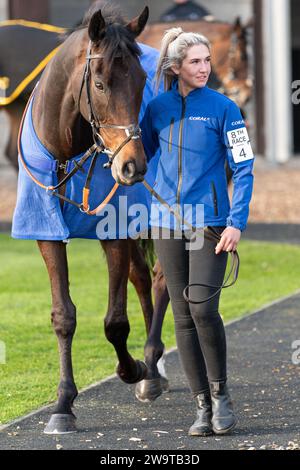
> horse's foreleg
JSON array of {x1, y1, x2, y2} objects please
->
[
  {"x1": 37, "y1": 241, "x2": 78, "y2": 434},
  {"x1": 134, "y1": 257, "x2": 170, "y2": 401},
  {"x1": 101, "y1": 240, "x2": 147, "y2": 384},
  {"x1": 128, "y1": 240, "x2": 153, "y2": 335},
  {"x1": 150, "y1": 260, "x2": 170, "y2": 384},
  {"x1": 147, "y1": 259, "x2": 170, "y2": 367},
  {"x1": 129, "y1": 241, "x2": 164, "y2": 376}
]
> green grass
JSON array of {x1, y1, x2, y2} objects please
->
[{"x1": 0, "y1": 234, "x2": 300, "y2": 425}]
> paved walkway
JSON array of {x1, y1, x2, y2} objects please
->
[
  {"x1": 0, "y1": 293, "x2": 299, "y2": 450},
  {"x1": 243, "y1": 223, "x2": 300, "y2": 244}
]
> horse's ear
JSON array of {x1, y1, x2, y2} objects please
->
[
  {"x1": 233, "y1": 16, "x2": 243, "y2": 33},
  {"x1": 88, "y1": 10, "x2": 106, "y2": 42},
  {"x1": 125, "y1": 6, "x2": 149, "y2": 38}
]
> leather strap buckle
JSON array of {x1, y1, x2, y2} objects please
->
[{"x1": 55, "y1": 160, "x2": 70, "y2": 175}]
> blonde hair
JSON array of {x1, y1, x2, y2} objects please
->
[{"x1": 155, "y1": 27, "x2": 211, "y2": 92}]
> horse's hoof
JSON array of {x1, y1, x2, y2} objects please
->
[
  {"x1": 117, "y1": 360, "x2": 148, "y2": 384},
  {"x1": 135, "y1": 378, "x2": 163, "y2": 402},
  {"x1": 44, "y1": 413, "x2": 77, "y2": 435}
]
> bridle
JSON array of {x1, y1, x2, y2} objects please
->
[{"x1": 78, "y1": 40, "x2": 142, "y2": 169}]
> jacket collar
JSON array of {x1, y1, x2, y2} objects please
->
[{"x1": 171, "y1": 79, "x2": 207, "y2": 100}]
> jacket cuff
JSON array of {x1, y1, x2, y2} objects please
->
[{"x1": 226, "y1": 217, "x2": 246, "y2": 232}]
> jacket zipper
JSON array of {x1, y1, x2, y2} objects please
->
[
  {"x1": 176, "y1": 97, "x2": 186, "y2": 206},
  {"x1": 168, "y1": 118, "x2": 174, "y2": 152},
  {"x1": 211, "y1": 181, "x2": 219, "y2": 216}
]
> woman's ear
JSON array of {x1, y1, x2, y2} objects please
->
[{"x1": 170, "y1": 64, "x2": 180, "y2": 76}]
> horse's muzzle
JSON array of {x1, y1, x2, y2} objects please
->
[{"x1": 118, "y1": 160, "x2": 146, "y2": 185}]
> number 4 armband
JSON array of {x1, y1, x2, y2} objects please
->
[{"x1": 227, "y1": 127, "x2": 254, "y2": 164}]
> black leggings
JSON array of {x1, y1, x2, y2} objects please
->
[{"x1": 154, "y1": 227, "x2": 228, "y2": 397}]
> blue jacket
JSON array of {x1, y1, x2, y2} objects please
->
[{"x1": 141, "y1": 82, "x2": 254, "y2": 231}]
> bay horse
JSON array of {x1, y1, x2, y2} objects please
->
[
  {"x1": 14, "y1": 4, "x2": 167, "y2": 434},
  {"x1": 8, "y1": 6, "x2": 252, "y2": 432}
]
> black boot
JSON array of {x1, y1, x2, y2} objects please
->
[
  {"x1": 210, "y1": 381, "x2": 236, "y2": 435},
  {"x1": 188, "y1": 392, "x2": 213, "y2": 436}
]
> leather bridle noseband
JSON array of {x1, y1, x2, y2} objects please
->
[{"x1": 78, "y1": 41, "x2": 142, "y2": 169}]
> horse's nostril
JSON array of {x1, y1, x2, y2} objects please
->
[
  {"x1": 122, "y1": 161, "x2": 136, "y2": 179},
  {"x1": 140, "y1": 164, "x2": 147, "y2": 176}
]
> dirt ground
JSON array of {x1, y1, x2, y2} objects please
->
[{"x1": 247, "y1": 159, "x2": 300, "y2": 223}]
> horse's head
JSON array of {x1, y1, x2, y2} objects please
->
[
  {"x1": 78, "y1": 5, "x2": 149, "y2": 186},
  {"x1": 218, "y1": 17, "x2": 252, "y2": 107}
]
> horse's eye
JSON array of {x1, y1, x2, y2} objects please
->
[{"x1": 95, "y1": 82, "x2": 104, "y2": 91}]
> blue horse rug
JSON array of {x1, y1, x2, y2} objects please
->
[{"x1": 11, "y1": 43, "x2": 161, "y2": 241}]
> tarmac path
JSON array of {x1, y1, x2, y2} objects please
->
[{"x1": 0, "y1": 293, "x2": 299, "y2": 451}]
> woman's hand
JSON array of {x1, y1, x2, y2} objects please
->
[{"x1": 215, "y1": 227, "x2": 241, "y2": 254}]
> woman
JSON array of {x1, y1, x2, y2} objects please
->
[{"x1": 141, "y1": 28, "x2": 254, "y2": 436}]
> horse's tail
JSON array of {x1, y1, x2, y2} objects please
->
[{"x1": 138, "y1": 238, "x2": 156, "y2": 271}]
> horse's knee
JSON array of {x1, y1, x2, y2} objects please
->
[{"x1": 51, "y1": 304, "x2": 76, "y2": 337}]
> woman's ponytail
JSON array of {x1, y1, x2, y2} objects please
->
[{"x1": 155, "y1": 27, "x2": 184, "y2": 92}]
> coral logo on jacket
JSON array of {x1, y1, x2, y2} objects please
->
[
  {"x1": 231, "y1": 120, "x2": 245, "y2": 126},
  {"x1": 189, "y1": 116, "x2": 210, "y2": 121}
]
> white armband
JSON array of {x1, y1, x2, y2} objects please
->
[{"x1": 227, "y1": 127, "x2": 254, "y2": 163}]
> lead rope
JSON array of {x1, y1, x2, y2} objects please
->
[{"x1": 142, "y1": 180, "x2": 240, "y2": 304}]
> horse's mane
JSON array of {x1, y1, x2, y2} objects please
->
[{"x1": 80, "y1": 1, "x2": 141, "y2": 79}]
